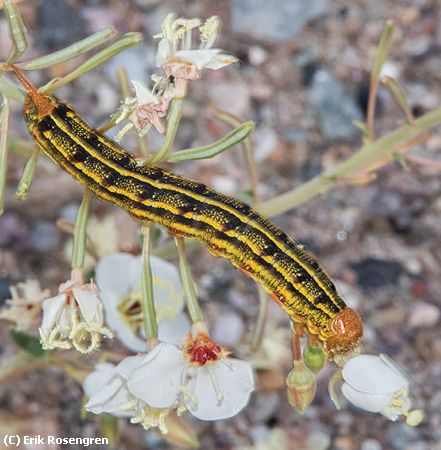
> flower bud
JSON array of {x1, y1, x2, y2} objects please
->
[
  {"x1": 286, "y1": 359, "x2": 317, "y2": 413},
  {"x1": 163, "y1": 412, "x2": 200, "y2": 448},
  {"x1": 303, "y1": 343, "x2": 327, "y2": 373}
]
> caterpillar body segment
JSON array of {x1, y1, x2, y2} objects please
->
[{"x1": 12, "y1": 65, "x2": 363, "y2": 359}]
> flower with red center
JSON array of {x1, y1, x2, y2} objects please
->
[{"x1": 126, "y1": 323, "x2": 255, "y2": 421}]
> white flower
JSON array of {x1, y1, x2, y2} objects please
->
[
  {"x1": 114, "y1": 80, "x2": 172, "y2": 141},
  {"x1": 95, "y1": 253, "x2": 190, "y2": 352},
  {"x1": 84, "y1": 358, "x2": 171, "y2": 433},
  {"x1": 155, "y1": 14, "x2": 238, "y2": 81},
  {"x1": 127, "y1": 327, "x2": 255, "y2": 421},
  {"x1": 0, "y1": 280, "x2": 49, "y2": 331},
  {"x1": 39, "y1": 280, "x2": 112, "y2": 353},
  {"x1": 341, "y1": 354, "x2": 424, "y2": 425}
]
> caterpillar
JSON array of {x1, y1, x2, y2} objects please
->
[{"x1": 7, "y1": 65, "x2": 362, "y2": 360}]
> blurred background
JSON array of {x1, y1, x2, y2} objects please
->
[{"x1": 1, "y1": 0, "x2": 441, "y2": 449}]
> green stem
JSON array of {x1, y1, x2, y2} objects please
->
[
  {"x1": 250, "y1": 287, "x2": 268, "y2": 352},
  {"x1": 258, "y1": 104, "x2": 441, "y2": 217},
  {"x1": 148, "y1": 97, "x2": 184, "y2": 164},
  {"x1": 19, "y1": 27, "x2": 117, "y2": 70},
  {"x1": 16, "y1": 147, "x2": 40, "y2": 200},
  {"x1": 71, "y1": 189, "x2": 91, "y2": 269},
  {"x1": 166, "y1": 121, "x2": 255, "y2": 162},
  {"x1": 40, "y1": 32, "x2": 143, "y2": 93},
  {"x1": 0, "y1": 97, "x2": 10, "y2": 215},
  {"x1": 175, "y1": 237, "x2": 203, "y2": 323},
  {"x1": 4, "y1": 0, "x2": 28, "y2": 63},
  {"x1": 140, "y1": 223, "x2": 158, "y2": 341},
  {"x1": 0, "y1": 75, "x2": 26, "y2": 101}
]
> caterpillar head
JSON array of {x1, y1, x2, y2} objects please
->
[{"x1": 324, "y1": 307, "x2": 363, "y2": 364}]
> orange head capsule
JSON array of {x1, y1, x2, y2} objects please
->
[{"x1": 324, "y1": 307, "x2": 363, "y2": 361}]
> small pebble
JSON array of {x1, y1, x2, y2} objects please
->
[
  {"x1": 408, "y1": 303, "x2": 440, "y2": 329},
  {"x1": 211, "y1": 311, "x2": 245, "y2": 347},
  {"x1": 361, "y1": 439, "x2": 383, "y2": 450}
]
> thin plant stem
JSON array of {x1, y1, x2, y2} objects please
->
[
  {"x1": 258, "y1": 104, "x2": 441, "y2": 216},
  {"x1": 175, "y1": 237, "x2": 203, "y2": 324},
  {"x1": 366, "y1": 20, "x2": 395, "y2": 140},
  {"x1": 381, "y1": 76, "x2": 414, "y2": 124},
  {"x1": 16, "y1": 147, "x2": 40, "y2": 200},
  {"x1": 149, "y1": 97, "x2": 184, "y2": 164},
  {"x1": 71, "y1": 189, "x2": 91, "y2": 269},
  {"x1": 140, "y1": 223, "x2": 158, "y2": 342},
  {"x1": 215, "y1": 112, "x2": 259, "y2": 203},
  {"x1": 19, "y1": 28, "x2": 117, "y2": 70},
  {"x1": 250, "y1": 287, "x2": 268, "y2": 352},
  {"x1": 166, "y1": 120, "x2": 254, "y2": 162},
  {"x1": 0, "y1": 97, "x2": 10, "y2": 215}
]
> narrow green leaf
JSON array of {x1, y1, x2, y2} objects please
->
[
  {"x1": 371, "y1": 20, "x2": 395, "y2": 82},
  {"x1": 20, "y1": 27, "x2": 118, "y2": 70},
  {"x1": 4, "y1": 0, "x2": 28, "y2": 63},
  {"x1": 0, "y1": 76, "x2": 26, "y2": 101},
  {"x1": 16, "y1": 147, "x2": 40, "y2": 200},
  {"x1": 10, "y1": 330, "x2": 49, "y2": 358},
  {"x1": 40, "y1": 32, "x2": 144, "y2": 93},
  {"x1": 166, "y1": 121, "x2": 255, "y2": 162},
  {"x1": 381, "y1": 75, "x2": 414, "y2": 124},
  {"x1": 0, "y1": 97, "x2": 10, "y2": 216},
  {"x1": 98, "y1": 414, "x2": 120, "y2": 449}
]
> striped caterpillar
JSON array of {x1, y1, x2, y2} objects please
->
[{"x1": 8, "y1": 65, "x2": 363, "y2": 360}]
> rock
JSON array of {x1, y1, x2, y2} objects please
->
[
  {"x1": 35, "y1": 0, "x2": 88, "y2": 52},
  {"x1": 350, "y1": 258, "x2": 404, "y2": 291},
  {"x1": 208, "y1": 80, "x2": 251, "y2": 117},
  {"x1": 387, "y1": 422, "x2": 420, "y2": 450},
  {"x1": 0, "y1": 214, "x2": 29, "y2": 250},
  {"x1": 361, "y1": 439, "x2": 383, "y2": 450},
  {"x1": 29, "y1": 222, "x2": 59, "y2": 252},
  {"x1": 231, "y1": 0, "x2": 329, "y2": 42},
  {"x1": 308, "y1": 70, "x2": 363, "y2": 141},
  {"x1": 408, "y1": 302, "x2": 440, "y2": 329},
  {"x1": 0, "y1": 276, "x2": 11, "y2": 306},
  {"x1": 211, "y1": 311, "x2": 245, "y2": 347},
  {"x1": 248, "y1": 392, "x2": 280, "y2": 422},
  {"x1": 307, "y1": 430, "x2": 331, "y2": 450}
]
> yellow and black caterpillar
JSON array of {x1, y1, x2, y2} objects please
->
[{"x1": 11, "y1": 65, "x2": 362, "y2": 359}]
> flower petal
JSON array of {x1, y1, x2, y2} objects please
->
[
  {"x1": 83, "y1": 363, "x2": 116, "y2": 398},
  {"x1": 342, "y1": 355, "x2": 408, "y2": 394},
  {"x1": 204, "y1": 53, "x2": 239, "y2": 70},
  {"x1": 341, "y1": 383, "x2": 392, "y2": 413},
  {"x1": 184, "y1": 358, "x2": 255, "y2": 420},
  {"x1": 40, "y1": 294, "x2": 66, "y2": 333},
  {"x1": 72, "y1": 288, "x2": 103, "y2": 325},
  {"x1": 85, "y1": 375, "x2": 133, "y2": 417},
  {"x1": 175, "y1": 49, "x2": 222, "y2": 69},
  {"x1": 150, "y1": 256, "x2": 183, "y2": 313},
  {"x1": 128, "y1": 343, "x2": 184, "y2": 408},
  {"x1": 96, "y1": 253, "x2": 142, "y2": 297},
  {"x1": 132, "y1": 80, "x2": 159, "y2": 105},
  {"x1": 117, "y1": 354, "x2": 146, "y2": 380},
  {"x1": 158, "y1": 311, "x2": 190, "y2": 345}
]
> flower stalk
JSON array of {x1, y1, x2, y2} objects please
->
[
  {"x1": 175, "y1": 237, "x2": 202, "y2": 324},
  {"x1": 71, "y1": 189, "x2": 91, "y2": 270},
  {"x1": 140, "y1": 223, "x2": 158, "y2": 344},
  {"x1": 259, "y1": 103, "x2": 441, "y2": 216},
  {"x1": 0, "y1": 97, "x2": 10, "y2": 215}
]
